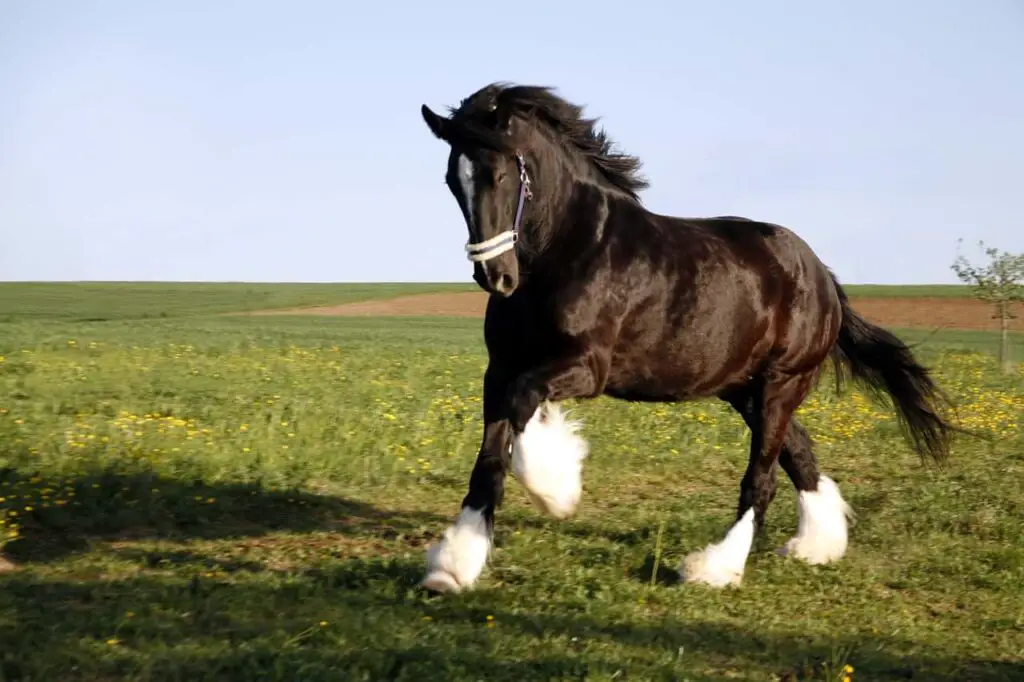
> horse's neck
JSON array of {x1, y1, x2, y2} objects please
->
[{"x1": 526, "y1": 169, "x2": 612, "y2": 275}]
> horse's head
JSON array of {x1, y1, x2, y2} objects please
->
[
  {"x1": 422, "y1": 83, "x2": 649, "y2": 296},
  {"x1": 420, "y1": 86, "x2": 534, "y2": 297}
]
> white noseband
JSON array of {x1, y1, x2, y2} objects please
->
[{"x1": 465, "y1": 230, "x2": 518, "y2": 262}]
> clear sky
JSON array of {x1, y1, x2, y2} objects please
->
[{"x1": 1, "y1": 1, "x2": 1021, "y2": 284}]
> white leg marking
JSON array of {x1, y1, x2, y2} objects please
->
[
  {"x1": 422, "y1": 507, "x2": 490, "y2": 593},
  {"x1": 680, "y1": 508, "x2": 756, "y2": 587},
  {"x1": 457, "y1": 154, "x2": 476, "y2": 230},
  {"x1": 778, "y1": 474, "x2": 854, "y2": 565},
  {"x1": 511, "y1": 401, "x2": 589, "y2": 520}
]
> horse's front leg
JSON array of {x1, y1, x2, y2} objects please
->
[
  {"x1": 506, "y1": 351, "x2": 607, "y2": 520},
  {"x1": 421, "y1": 351, "x2": 605, "y2": 593},
  {"x1": 422, "y1": 364, "x2": 514, "y2": 594}
]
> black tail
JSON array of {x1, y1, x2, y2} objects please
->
[{"x1": 828, "y1": 273, "x2": 955, "y2": 464}]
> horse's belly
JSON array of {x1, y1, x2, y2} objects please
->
[
  {"x1": 603, "y1": 384, "x2": 688, "y2": 403},
  {"x1": 603, "y1": 361, "x2": 706, "y2": 402},
  {"x1": 605, "y1": 335, "x2": 759, "y2": 401}
]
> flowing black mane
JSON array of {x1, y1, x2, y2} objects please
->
[{"x1": 451, "y1": 83, "x2": 649, "y2": 201}]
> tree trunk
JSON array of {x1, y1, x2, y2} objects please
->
[{"x1": 999, "y1": 301, "x2": 1011, "y2": 374}]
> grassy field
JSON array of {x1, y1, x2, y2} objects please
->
[
  {"x1": 893, "y1": 328, "x2": 1023, "y2": 360},
  {"x1": 1, "y1": 293, "x2": 1022, "y2": 680},
  {"x1": 0, "y1": 282, "x2": 476, "y2": 321},
  {"x1": 842, "y1": 284, "x2": 973, "y2": 298}
]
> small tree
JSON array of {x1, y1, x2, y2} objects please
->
[{"x1": 950, "y1": 239, "x2": 1024, "y2": 373}]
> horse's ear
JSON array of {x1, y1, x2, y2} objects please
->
[{"x1": 421, "y1": 105, "x2": 451, "y2": 142}]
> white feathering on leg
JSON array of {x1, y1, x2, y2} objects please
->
[
  {"x1": 511, "y1": 401, "x2": 589, "y2": 519},
  {"x1": 421, "y1": 507, "x2": 491, "y2": 593},
  {"x1": 680, "y1": 508, "x2": 756, "y2": 587},
  {"x1": 778, "y1": 474, "x2": 854, "y2": 565}
]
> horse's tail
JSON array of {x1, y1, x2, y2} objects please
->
[{"x1": 827, "y1": 272, "x2": 955, "y2": 464}]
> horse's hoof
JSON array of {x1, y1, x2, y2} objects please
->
[
  {"x1": 678, "y1": 508, "x2": 755, "y2": 588},
  {"x1": 421, "y1": 570, "x2": 463, "y2": 594},
  {"x1": 679, "y1": 548, "x2": 745, "y2": 588},
  {"x1": 421, "y1": 507, "x2": 490, "y2": 594},
  {"x1": 777, "y1": 475, "x2": 853, "y2": 565}
]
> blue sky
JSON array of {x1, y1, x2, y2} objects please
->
[{"x1": 1, "y1": 0, "x2": 1021, "y2": 284}]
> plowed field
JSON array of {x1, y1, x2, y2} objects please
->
[{"x1": 254, "y1": 291, "x2": 1022, "y2": 332}]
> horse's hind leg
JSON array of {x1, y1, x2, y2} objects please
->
[
  {"x1": 776, "y1": 419, "x2": 854, "y2": 565},
  {"x1": 714, "y1": 383, "x2": 854, "y2": 566},
  {"x1": 680, "y1": 371, "x2": 816, "y2": 587}
]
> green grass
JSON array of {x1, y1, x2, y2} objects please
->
[
  {"x1": 843, "y1": 284, "x2": 972, "y2": 298},
  {"x1": 897, "y1": 327, "x2": 1024, "y2": 361},
  {"x1": 0, "y1": 282, "x2": 476, "y2": 322},
  {"x1": 1, "y1": 315, "x2": 1021, "y2": 681}
]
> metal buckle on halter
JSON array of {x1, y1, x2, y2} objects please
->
[{"x1": 515, "y1": 151, "x2": 533, "y2": 200}]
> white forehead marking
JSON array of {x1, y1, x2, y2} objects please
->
[{"x1": 457, "y1": 154, "x2": 476, "y2": 230}]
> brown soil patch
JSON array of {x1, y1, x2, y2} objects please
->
[
  {"x1": 254, "y1": 292, "x2": 1022, "y2": 332},
  {"x1": 849, "y1": 297, "x2": 1022, "y2": 333},
  {"x1": 253, "y1": 292, "x2": 488, "y2": 318}
]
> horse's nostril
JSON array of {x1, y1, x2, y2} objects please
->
[{"x1": 496, "y1": 274, "x2": 515, "y2": 294}]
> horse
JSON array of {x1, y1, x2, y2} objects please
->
[{"x1": 416, "y1": 82, "x2": 955, "y2": 593}]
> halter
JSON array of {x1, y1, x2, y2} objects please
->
[{"x1": 464, "y1": 151, "x2": 533, "y2": 263}]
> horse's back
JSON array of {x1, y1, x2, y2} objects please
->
[
  {"x1": 691, "y1": 215, "x2": 844, "y2": 373},
  {"x1": 601, "y1": 213, "x2": 841, "y2": 399}
]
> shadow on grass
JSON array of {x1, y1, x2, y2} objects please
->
[
  {"x1": 451, "y1": 608, "x2": 1022, "y2": 682},
  {"x1": 0, "y1": 468, "x2": 445, "y2": 565},
  {"x1": 0, "y1": 565, "x2": 1019, "y2": 681},
  {"x1": 627, "y1": 552, "x2": 682, "y2": 587}
]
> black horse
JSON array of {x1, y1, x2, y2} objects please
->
[{"x1": 418, "y1": 82, "x2": 954, "y2": 592}]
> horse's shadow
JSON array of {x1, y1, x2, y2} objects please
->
[
  {"x1": 3, "y1": 566, "x2": 1014, "y2": 682},
  {"x1": 0, "y1": 467, "x2": 445, "y2": 565}
]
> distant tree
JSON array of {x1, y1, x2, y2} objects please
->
[{"x1": 950, "y1": 239, "x2": 1024, "y2": 373}]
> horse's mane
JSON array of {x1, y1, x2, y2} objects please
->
[{"x1": 450, "y1": 83, "x2": 649, "y2": 201}]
